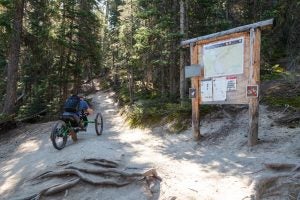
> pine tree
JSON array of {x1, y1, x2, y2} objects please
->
[{"x1": 2, "y1": 0, "x2": 25, "y2": 115}]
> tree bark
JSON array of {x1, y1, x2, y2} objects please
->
[
  {"x1": 128, "y1": 66, "x2": 134, "y2": 104},
  {"x1": 2, "y1": 0, "x2": 25, "y2": 115},
  {"x1": 179, "y1": 0, "x2": 186, "y2": 102},
  {"x1": 169, "y1": 0, "x2": 177, "y2": 96},
  {"x1": 128, "y1": 0, "x2": 134, "y2": 104}
]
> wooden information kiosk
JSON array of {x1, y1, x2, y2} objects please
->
[{"x1": 181, "y1": 19, "x2": 274, "y2": 146}]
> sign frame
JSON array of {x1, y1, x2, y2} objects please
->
[{"x1": 181, "y1": 19, "x2": 274, "y2": 146}]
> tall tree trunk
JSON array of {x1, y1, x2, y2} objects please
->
[
  {"x1": 59, "y1": 1, "x2": 67, "y2": 101},
  {"x1": 74, "y1": 0, "x2": 87, "y2": 91},
  {"x1": 144, "y1": 54, "x2": 152, "y2": 88},
  {"x1": 161, "y1": 64, "x2": 166, "y2": 96},
  {"x1": 128, "y1": 0, "x2": 134, "y2": 104},
  {"x1": 128, "y1": 66, "x2": 134, "y2": 104},
  {"x1": 112, "y1": 51, "x2": 119, "y2": 86},
  {"x1": 2, "y1": 0, "x2": 25, "y2": 115},
  {"x1": 252, "y1": 0, "x2": 257, "y2": 20},
  {"x1": 105, "y1": 0, "x2": 110, "y2": 25},
  {"x1": 169, "y1": 0, "x2": 177, "y2": 96},
  {"x1": 179, "y1": 0, "x2": 186, "y2": 102}
]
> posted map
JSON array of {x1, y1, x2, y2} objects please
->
[{"x1": 203, "y1": 37, "x2": 244, "y2": 78}]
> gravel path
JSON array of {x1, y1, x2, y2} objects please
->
[{"x1": 0, "y1": 91, "x2": 299, "y2": 200}]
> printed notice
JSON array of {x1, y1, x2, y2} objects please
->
[
  {"x1": 213, "y1": 77, "x2": 227, "y2": 101},
  {"x1": 201, "y1": 80, "x2": 213, "y2": 102},
  {"x1": 226, "y1": 76, "x2": 237, "y2": 91},
  {"x1": 203, "y1": 37, "x2": 244, "y2": 78}
]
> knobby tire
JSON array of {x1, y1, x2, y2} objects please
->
[
  {"x1": 51, "y1": 121, "x2": 68, "y2": 150},
  {"x1": 95, "y1": 113, "x2": 103, "y2": 135}
]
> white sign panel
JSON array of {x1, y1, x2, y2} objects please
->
[
  {"x1": 201, "y1": 77, "x2": 227, "y2": 102},
  {"x1": 213, "y1": 77, "x2": 227, "y2": 101},
  {"x1": 201, "y1": 80, "x2": 213, "y2": 102},
  {"x1": 203, "y1": 37, "x2": 244, "y2": 78}
]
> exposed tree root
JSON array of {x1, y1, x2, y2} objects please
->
[
  {"x1": 252, "y1": 162, "x2": 300, "y2": 199},
  {"x1": 293, "y1": 165, "x2": 300, "y2": 172},
  {"x1": 66, "y1": 166, "x2": 161, "y2": 180},
  {"x1": 35, "y1": 169, "x2": 131, "y2": 186},
  {"x1": 84, "y1": 158, "x2": 119, "y2": 168},
  {"x1": 264, "y1": 163, "x2": 297, "y2": 171},
  {"x1": 20, "y1": 178, "x2": 80, "y2": 200},
  {"x1": 22, "y1": 158, "x2": 161, "y2": 200},
  {"x1": 67, "y1": 166, "x2": 162, "y2": 181},
  {"x1": 36, "y1": 178, "x2": 80, "y2": 200}
]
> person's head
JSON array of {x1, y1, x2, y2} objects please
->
[
  {"x1": 78, "y1": 93, "x2": 84, "y2": 100},
  {"x1": 70, "y1": 88, "x2": 79, "y2": 96}
]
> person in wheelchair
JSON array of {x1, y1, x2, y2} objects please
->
[{"x1": 61, "y1": 92, "x2": 93, "y2": 131}]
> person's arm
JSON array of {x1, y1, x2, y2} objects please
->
[
  {"x1": 81, "y1": 100, "x2": 93, "y2": 115},
  {"x1": 87, "y1": 107, "x2": 93, "y2": 115}
]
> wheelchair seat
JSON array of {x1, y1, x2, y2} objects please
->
[{"x1": 61, "y1": 112, "x2": 80, "y2": 127}]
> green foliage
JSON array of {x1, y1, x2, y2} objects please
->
[
  {"x1": 0, "y1": 113, "x2": 14, "y2": 122},
  {"x1": 118, "y1": 86, "x2": 131, "y2": 104},
  {"x1": 0, "y1": 0, "x2": 105, "y2": 119},
  {"x1": 0, "y1": 52, "x2": 6, "y2": 102},
  {"x1": 122, "y1": 96, "x2": 218, "y2": 133},
  {"x1": 123, "y1": 97, "x2": 191, "y2": 130},
  {"x1": 0, "y1": 0, "x2": 299, "y2": 128},
  {"x1": 261, "y1": 64, "x2": 285, "y2": 81},
  {"x1": 264, "y1": 96, "x2": 300, "y2": 108},
  {"x1": 18, "y1": 101, "x2": 44, "y2": 118}
]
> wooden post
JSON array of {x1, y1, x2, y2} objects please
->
[
  {"x1": 248, "y1": 28, "x2": 261, "y2": 146},
  {"x1": 190, "y1": 43, "x2": 201, "y2": 140}
]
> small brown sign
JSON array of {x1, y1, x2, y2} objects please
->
[{"x1": 247, "y1": 85, "x2": 258, "y2": 97}]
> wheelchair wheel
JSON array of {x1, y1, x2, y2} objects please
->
[
  {"x1": 95, "y1": 112, "x2": 103, "y2": 135},
  {"x1": 51, "y1": 121, "x2": 68, "y2": 150}
]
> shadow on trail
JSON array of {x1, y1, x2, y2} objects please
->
[
  {"x1": 0, "y1": 91, "x2": 161, "y2": 200},
  {"x1": 96, "y1": 92, "x2": 300, "y2": 199},
  {"x1": 1, "y1": 91, "x2": 299, "y2": 200}
]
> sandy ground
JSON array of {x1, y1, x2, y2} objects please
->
[{"x1": 0, "y1": 91, "x2": 299, "y2": 200}]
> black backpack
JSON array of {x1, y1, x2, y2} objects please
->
[{"x1": 64, "y1": 95, "x2": 80, "y2": 112}]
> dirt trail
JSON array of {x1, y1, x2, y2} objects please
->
[{"x1": 0, "y1": 91, "x2": 299, "y2": 200}]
